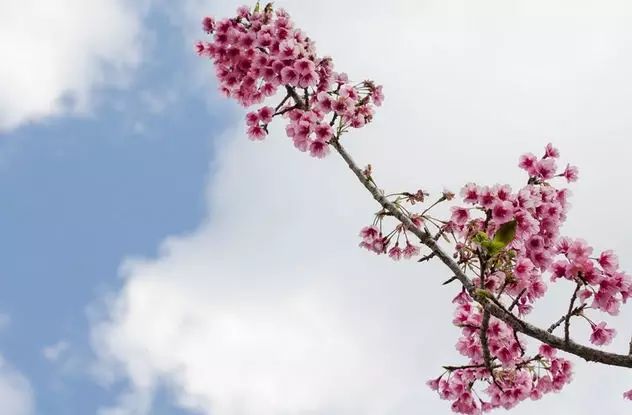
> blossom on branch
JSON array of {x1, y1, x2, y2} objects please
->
[{"x1": 198, "y1": 4, "x2": 632, "y2": 413}]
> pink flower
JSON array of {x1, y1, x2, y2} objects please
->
[
  {"x1": 332, "y1": 96, "x2": 354, "y2": 115},
  {"x1": 479, "y1": 186, "x2": 496, "y2": 208},
  {"x1": 278, "y1": 39, "x2": 298, "y2": 59},
  {"x1": 526, "y1": 235, "x2": 545, "y2": 253},
  {"x1": 340, "y1": 85, "x2": 359, "y2": 100},
  {"x1": 308, "y1": 140, "x2": 329, "y2": 158},
  {"x1": 578, "y1": 289, "x2": 592, "y2": 303},
  {"x1": 623, "y1": 389, "x2": 632, "y2": 400},
  {"x1": 450, "y1": 207, "x2": 469, "y2": 226},
  {"x1": 388, "y1": 245, "x2": 402, "y2": 261},
  {"x1": 202, "y1": 16, "x2": 216, "y2": 33},
  {"x1": 315, "y1": 92, "x2": 334, "y2": 113},
  {"x1": 567, "y1": 239, "x2": 593, "y2": 261},
  {"x1": 514, "y1": 258, "x2": 534, "y2": 279},
  {"x1": 491, "y1": 200, "x2": 514, "y2": 223},
  {"x1": 590, "y1": 321, "x2": 616, "y2": 346},
  {"x1": 544, "y1": 143, "x2": 560, "y2": 158},
  {"x1": 371, "y1": 85, "x2": 384, "y2": 106},
  {"x1": 298, "y1": 71, "x2": 318, "y2": 88},
  {"x1": 294, "y1": 58, "x2": 315, "y2": 75},
  {"x1": 245, "y1": 111, "x2": 259, "y2": 126},
  {"x1": 402, "y1": 242, "x2": 420, "y2": 259},
  {"x1": 280, "y1": 66, "x2": 299, "y2": 85},
  {"x1": 518, "y1": 153, "x2": 538, "y2": 174},
  {"x1": 550, "y1": 260, "x2": 569, "y2": 281},
  {"x1": 314, "y1": 123, "x2": 333, "y2": 141},
  {"x1": 599, "y1": 250, "x2": 619, "y2": 273},
  {"x1": 236, "y1": 5, "x2": 250, "y2": 18},
  {"x1": 539, "y1": 344, "x2": 557, "y2": 359},
  {"x1": 593, "y1": 290, "x2": 621, "y2": 315},
  {"x1": 427, "y1": 378, "x2": 440, "y2": 391},
  {"x1": 349, "y1": 115, "x2": 366, "y2": 129},
  {"x1": 535, "y1": 158, "x2": 557, "y2": 180},
  {"x1": 496, "y1": 184, "x2": 512, "y2": 201},
  {"x1": 195, "y1": 41, "x2": 206, "y2": 55},
  {"x1": 460, "y1": 183, "x2": 479, "y2": 204},
  {"x1": 556, "y1": 237, "x2": 572, "y2": 254},
  {"x1": 257, "y1": 106, "x2": 274, "y2": 123},
  {"x1": 359, "y1": 226, "x2": 379, "y2": 242},
  {"x1": 334, "y1": 72, "x2": 349, "y2": 84},
  {"x1": 247, "y1": 125, "x2": 267, "y2": 140},
  {"x1": 562, "y1": 164, "x2": 579, "y2": 182}
]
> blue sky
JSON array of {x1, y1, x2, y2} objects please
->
[
  {"x1": 0, "y1": 3, "x2": 231, "y2": 413},
  {"x1": 2, "y1": 1, "x2": 632, "y2": 415}
]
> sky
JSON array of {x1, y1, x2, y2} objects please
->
[{"x1": 1, "y1": 0, "x2": 632, "y2": 414}]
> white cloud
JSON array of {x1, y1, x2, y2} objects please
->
[
  {"x1": 0, "y1": 0, "x2": 148, "y2": 131},
  {"x1": 0, "y1": 356, "x2": 34, "y2": 415},
  {"x1": 0, "y1": 314, "x2": 34, "y2": 415},
  {"x1": 92, "y1": 0, "x2": 632, "y2": 414},
  {"x1": 42, "y1": 341, "x2": 69, "y2": 363}
]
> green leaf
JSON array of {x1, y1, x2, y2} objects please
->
[
  {"x1": 493, "y1": 220, "x2": 517, "y2": 247},
  {"x1": 472, "y1": 231, "x2": 490, "y2": 245},
  {"x1": 254, "y1": 1, "x2": 261, "y2": 13},
  {"x1": 481, "y1": 239, "x2": 505, "y2": 256},
  {"x1": 478, "y1": 220, "x2": 516, "y2": 255}
]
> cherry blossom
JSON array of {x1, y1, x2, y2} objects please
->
[
  {"x1": 590, "y1": 322, "x2": 617, "y2": 346},
  {"x1": 198, "y1": 4, "x2": 382, "y2": 158}
]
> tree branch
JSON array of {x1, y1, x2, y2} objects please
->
[
  {"x1": 330, "y1": 138, "x2": 632, "y2": 369},
  {"x1": 480, "y1": 310, "x2": 503, "y2": 389},
  {"x1": 564, "y1": 283, "x2": 581, "y2": 343}
]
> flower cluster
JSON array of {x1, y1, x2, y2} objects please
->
[
  {"x1": 357, "y1": 189, "x2": 449, "y2": 261},
  {"x1": 449, "y1": 145, "x2": 578, "y2": 316},
  {"x1": 431, "y1": 296, "x2": 573, "y2": 413},
  {"x1": 423, "y1": 144, "x2": 630, "y2": 411},
  {"x1": 430, "y1": 352, "x2": 572, "y2": 414},
  {"x1": 198, "y1": 4, "x2": 383, "y2": 155},
  {"x1": 450, "y1": 145, "x2": 630, "y2": 329}
]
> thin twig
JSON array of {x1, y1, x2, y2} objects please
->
[
  {"x1": 565, "y1": 283, "x2": 581, "y2": 344},
  {"x1": 508, "y1": 289, "x2": 526, "y2": 312},
  {"x1": 418, "y1": 252, "x2": 436, "y2": 263},
  {"x1": 548, "y1": 315, "x2": 566, "y2": 333},
  {"x1": 513, "y1": 329, "x2": 525, "y2": 356}
]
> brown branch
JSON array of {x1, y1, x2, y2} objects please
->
[
  {"x1": 480, "y1": 310, "x2": 503, "y2": 389},
  {"x1": 513, "y1": 329, "x2": 525, "y2": 356},
  {"x1": 285, "y1": 86, "x2": 306, "y2": 110},
  {"x1": 274, "y1": 93, "x2": 291, "y2": 113},
  {"x1": 417, "y1": 252, "x2": 436, "y2": 263},
  {"x1": 508, "y1": 288, "x2": 526, "y2": 312},
  {"x1": 565, "y1": 283, "x2": 581, "y2": 343},
  {"x1": 442, "y1": 276, "x2": 458, "y2": 285},
  {"x1": 443, "y1": 356, "x2": 541, "y2": 372},
  {"x1": 330, "y1": 139, "x2": 632, "y2": 369},
  {"x1": 548, "y1": 315, "x2": 566, "y2": 333}
]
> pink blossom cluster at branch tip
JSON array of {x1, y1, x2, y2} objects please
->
[
  {"x1": 197, "y1": 4, "x2": 383, "y2": 155},
  {"x1": 198, "y1": 4, "x2": 632, "y2": 413}
]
